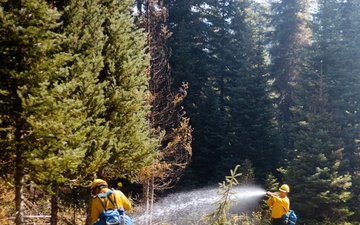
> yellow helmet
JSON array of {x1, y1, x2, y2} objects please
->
[
  {"x1": 279, "y1": 184, "x2": 290, "y2": 193},
  {"x1": 91, "y1": 179, "x2": 108, "y2": 189}
]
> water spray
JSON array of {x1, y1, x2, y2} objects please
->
[
  {"x1": 231, "y1": 185, "x2": 266, "y2": 199},
  {"x1": 134, "y1": 184, "x2": 266, "y2": 224}
]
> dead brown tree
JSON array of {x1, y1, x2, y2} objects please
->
[{"x1": 136, "y1": 0, "x2": 193, "y2": 223}]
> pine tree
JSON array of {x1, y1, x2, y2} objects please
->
[
  {"x1": 1, "y1": 0, "x2": 159, "y2": 224},
  {"x1": 56, "y1": 0, "x2": 160, "y2": 223},
  {"x1": 167, "y1": 0, "x2": 280, "y2": 185},
  {"x1": 0, "y1": 1, "x2": 96, "y2": 224},
  {"x1": 310, "y1": 1, "x2": 360, "y2": 223},
  {"x1": 165, "y1": 0, "x2": 213, "y2": 186},
  {"x1": 0, "y1": 1, "x2": 171, "y2": 224},
  {"x1": 47, "y1": 1, "x2": 114, "y2": 224},
  {"x1": 285, "y1": 61, "x2": 352, "y2": 224},
  {"x1": 93, "y1": 0, "x2": 158, "y2": 182},
  {"x1": 190, "y1": 81, "x2": 227, "y2": 185},
  {"x1": 269, "y1": 0, "x2": 312, "y2": 152},
  {"x1": 206, "y1": 165, "x2": 242, "y2": 225},
  {"x1": 222, "y1": 0, "x2": 281, "y2": 178}
]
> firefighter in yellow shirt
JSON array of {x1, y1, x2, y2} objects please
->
[
  {"x1": 266, "y1": 184, "x2": 290, "y2": 225},
  {"x1": 90, "y1": 179, "x2": 132, "y2": 225}
]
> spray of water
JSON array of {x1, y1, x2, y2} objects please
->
[{"x1": 134, "y1": 184, "x2": 266, "y2": 225}]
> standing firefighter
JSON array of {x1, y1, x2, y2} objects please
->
[
  {"x1": 266, "y1": 184, "x2": 290, "y2": 225},
  {"x1": 90, "y1": 179, "x2": 132, "y2": 225}
]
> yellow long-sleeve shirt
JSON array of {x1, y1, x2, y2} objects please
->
[
  {"x1": 267, "y1": 195, "x2": 290, "y2": 219},
  {"x1": 91, "y1": 188, "x2": 132, "y2": 224}
]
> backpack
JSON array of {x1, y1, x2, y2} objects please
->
[
  {"x1": 281, "y1": 209, "x2": 297, "y2": 225},
  {"x1": 94, "y1": 190, "x2": 133, "y2": 225}
]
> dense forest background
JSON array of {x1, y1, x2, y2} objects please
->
[{"x1": 1, "y1": 0, "x2": 359, "y2": 224}]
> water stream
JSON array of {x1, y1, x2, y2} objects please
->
[{"x1": 134, "y1": 184, "x2": 265, "y2": 225}]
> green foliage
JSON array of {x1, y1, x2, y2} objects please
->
[
  {"x1": 166, "y1": 0, "x2": 222, "y2": 186},
  {"x1": 93, "y1": 0, "x2": 158, "y2": 182},
  {"x1": 285, "y1": 54, "x2": 353, "y2": 223},
  {"x1": 0, "y1": 0, "x2": 159, "y2": 222},
  {"x1": 168, "y1": 0, "x2": 281, "y2": 187},
  {"x1": 1, "y1": 0, "x2": 360, "y2": 224},
  {"x1": 262, "y1": 173, "x2": 280, "y2": 222},
  {"x1": 0, "y1": 0, "x2": 76, "y2": 187},
  {"x1": 265, "y1": 174, "x2": 280, "y2": 194},
  {"x1": 269, "y1": 0, "x2": 312, "y2": 151},
  {"x1": 311, "y1": 1, "x2": 360, "y2": 223},
  {"x1": 206, "y1": 164, "x2": 242, "y2": 225},
  {"x1": 236, "y1": 159, "x2": 255, "y2": 184},
  {"x1": 40, "y1": 0, "x2": 112, "y2": 190},
  {"x1": 0, "y1": 0, "x2": 88, "y2": 222}
]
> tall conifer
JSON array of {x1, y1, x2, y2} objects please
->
[
  {"x1": 270, "y1": 0, "x2": 311, "y2": 152},
  {"x1": 0, "y1": 1, "x2": 92, "y2": 224},
  {"x1": 166, "y1": 0, "x2": 211, "y2": 186},
  {"x1": 93, "y1": 0, "x2": 158, "y2": 182},
  {"x1": 1, "y1": 0, "x2": 159, "y2": 224},
  {"x1": 285, "y1": 62, "x2": 352, "y2": 224},
  {"x1": 57, "y1": 0, "x2": 159, "y2": 223},
  {"x1": 167, "y1": 0, "x2": 279, "y2": 185},
  {"x1": 219, "y1": 0, "x2": 280, "y2": 180},
  {"x1": 48, "y1": 1, "x2": 113, "y2": 223},
  {"x1": 310, "y1": 0, "x2": 360, "y2": 222}
]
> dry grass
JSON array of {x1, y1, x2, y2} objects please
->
[
  {"x1": 0, "y1": 180, "x2": 87, "y2": 225},
  {"x1": 0, "y1": 180, "x2": 15, "y2": 225}
]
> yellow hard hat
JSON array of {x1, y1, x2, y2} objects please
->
[
  {"x1": 279, "y1": 184, "x2": 290, "y2": 193},
  {"x1": 91, "y1": 179, "x2": 108, "y2": 189}
]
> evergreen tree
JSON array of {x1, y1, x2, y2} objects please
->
[
  {"x1": 94, "y1": 0, "x2": 158, "y2": 182},
  {"x1": 194, "y1": 0, "x2": 247, "y2": 182},
  {"x1": 133, "y1": 3, "x2": 193, "y2": 223},
  {"x1": 269, "y1": 0, "x2": 312, "y2": 152},
  {"x1": 310, "y1": 0, "x2": 360, "y2": 222},
  {"x1": 49, "y1": 1, "x2": 113, "y2": 223},
  {"x1": 285, "y1": 61, "x2": 352, "y2": 224},
  {"x1": 0, "y1": 0, "x2": 115, "y2": 223},
  {"x1": 1, "y1": 0, "x2": 159, "y2": 224},
  {"x1": 56, "y1": 0, "x2": 159, "y2": 223},
  {"x1": 190, "y1": 81, "x2": 227, "y2": 185},
  {"x1": 221, "y1": 0, "x2": 280, "y2": 179},
  {"x1": 165, "y1": 0, "x2": 216, "y2": 187},
  {"x1": 0, "y1": 1, "x2": 77, "y2": 224},
  {"x1": 167, "y1": 0, "x2": 280, "y2": 185},
  {"x1": 206, "y1": 164, "x2": 242, "y2": 225}
]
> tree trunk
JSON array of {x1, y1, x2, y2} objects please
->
[
  {"x1": 149, "y1": 176, "x2": 154, "y2": 225},
  {"x1": 142, "y1": 177, "x2": 155, "y2": 225},
  {"x1": 85, "y1": 197, "x2": 93, "y2": 225},
  {"x1": 50, "y1": 181, "x2": 59, "y2": 225},
  {"x1": 142, "y1": 180, "x2": 150, "y2": 225},
  {"x1": 15, "y1": 154, "x2": 24, "y2": 225}
]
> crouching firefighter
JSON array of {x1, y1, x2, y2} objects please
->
[{"x1": 90, "y1": 179, "x2": 132, "y2": 225}]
